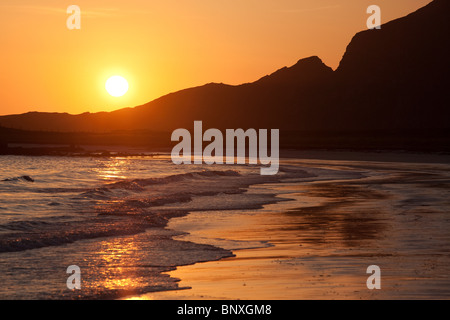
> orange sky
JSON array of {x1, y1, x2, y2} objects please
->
[{"x1": 0, "y1": 0, "x2": 432, "y2": 115}]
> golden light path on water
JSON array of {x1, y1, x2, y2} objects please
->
[
  {"x1": 96, "y1": 238, "x2": 141, "y2": 291},
  {"x1": 78, "y1": 158, "x2": 153, "y2": 297},
  {"x1": 93, "y1": 158, "x2": 130, "y2": 180}
]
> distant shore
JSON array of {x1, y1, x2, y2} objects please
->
[
  {"x1": 2, "y1": 125, "x2": 450, "y2": 157},
  {"x1": 0, "y1": 143, "x2": 164, "y2": 157},
  {"x1": 2, "y1": 143, "x2": 450, "y2": 167}
]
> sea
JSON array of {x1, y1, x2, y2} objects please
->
[
  {"x1": 0, "y1": 154, "x2": 328, "y2": 299},
  {"x1": 1, "y1": 153, "x2": 449, "y2": 299}
]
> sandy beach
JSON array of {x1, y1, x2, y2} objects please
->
[{"x1": 130, "y1": 157, "x2": 450, "y2": 300}]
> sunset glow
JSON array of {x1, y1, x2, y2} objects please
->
[{"x1": 0, "y1": 0, "x2": 432, "y2": 115}]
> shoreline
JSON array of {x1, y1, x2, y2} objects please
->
[
  {"x1": 128, "y1": 158, "x2": 450, "y2": 300},
  {"x1": 1, "y1": 143, "x2": 450, "y2": 164},
  {"x1": 1, "y1": 154, "x2": 449, "y2": 299}
]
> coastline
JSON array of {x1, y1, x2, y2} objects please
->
[
  {"x1": 128, "y1": 156, "x2": 450, "y2": 300},
  {"x1": 1, "y1": 152, "x2": 449, "y2": 299}
]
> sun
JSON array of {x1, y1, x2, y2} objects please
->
[{"x1": 105, "y1": 76, "x2": 129, "y2": 97}]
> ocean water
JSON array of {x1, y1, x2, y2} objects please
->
[
  {"x1": 3, "y1": 155, "x2": 449, "y2": 299},
  {"x1": 0, "y1": 155, "x2": 318, "y2": 299}
]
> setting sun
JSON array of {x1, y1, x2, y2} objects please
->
[{"x1": 105, "y1": 76, "x2": 129, "y2": 97}]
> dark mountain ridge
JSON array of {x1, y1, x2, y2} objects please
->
[{"x1": 0, "y1": 0, "x2": 448, "y2": 149}]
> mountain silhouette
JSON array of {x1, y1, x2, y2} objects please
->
[
  {"x1": 0, "y1": 0, "x2": 449, "y2": 148},
  {"x1": 0, "y1": 56, "x2": 333, "y2": 132},
  {"x1": 332, "y1": 0, "x2": 450, "y2": 131}
]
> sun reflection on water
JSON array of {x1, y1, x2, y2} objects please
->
[
  {"x1": 93, "y1": 158, "x2": 130, "y2": 181},
  {"x1": 96, "y1": 237, "x2": 141, "y2": 291}
]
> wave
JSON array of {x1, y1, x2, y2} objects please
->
[
  {"x1": 0, "y1": 167, "x2": 314, "y2": 253},
  {"x1": 0, "y1": 220, "x2": 51, "y2": 232},
  {"x1": 2, "y1": 175, "x2": 34, "y2": 182},
  {"x1": 107, "y1": 169, "x2": 241, "y2": 189},
  {"x1": 32, "y1": 170, "x2": 241, "y2": 196},
  {"x1": 0, "y1": 212, "x2": 177, "y2": 253}
]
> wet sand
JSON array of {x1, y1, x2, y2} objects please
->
[{"x1": 129, "y1": 159, "x2": 450, "y2": 300}]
